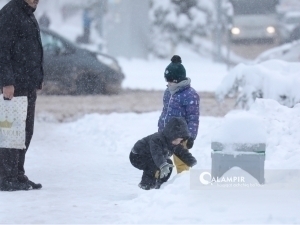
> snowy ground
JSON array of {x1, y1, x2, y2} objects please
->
[{"x1": 1, "y1": 100, "x2": 300, "y2": 224}]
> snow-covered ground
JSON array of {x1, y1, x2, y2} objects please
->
[{"x1": 1, "y1": 99, "x2": 300, "y2": 224}]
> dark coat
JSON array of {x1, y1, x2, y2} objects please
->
[
  {"x1": 132, "y1": 117, "x2": 190, "y2": 169},
  {"x1": 0, "y1": 0, "x2": 44, "y2": 92},
  {"x1": 158, "y1": 85, "x2": 200, "y2": 139}
]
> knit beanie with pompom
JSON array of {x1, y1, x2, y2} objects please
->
[{"x1": 164, "y1": 55, "x2": 186, "y2": 83}]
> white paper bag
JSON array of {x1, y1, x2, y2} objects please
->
[{"x1": 0, "y1": 95, "x2": 28, "y2": 149}]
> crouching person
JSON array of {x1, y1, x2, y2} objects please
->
[{"x1": 129, "y1": 117, "x2": 197, "y2": 190}]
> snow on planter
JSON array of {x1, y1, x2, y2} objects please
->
[{"x1": 211, "y1": 110, "x2": 267, "y2": 153}]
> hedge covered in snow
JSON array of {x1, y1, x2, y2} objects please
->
[{"x1": 215, "y1": 60, "x2": 300, "y2": 109}]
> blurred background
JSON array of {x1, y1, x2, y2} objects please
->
[
  {"x1": 0, "y1": 0, "x2": 298, "y2": 61},
  {"x1": 26, "y1": 0, "x2": 300, "y2": 60}
]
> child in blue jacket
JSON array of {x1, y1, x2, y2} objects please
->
[{"x1": 158, "y1": 55, "x2": 200, "y2": 173}]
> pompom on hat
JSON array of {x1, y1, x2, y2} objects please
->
[{"x1": 164, "y1": 55, "x2": 186, "y2": 83}]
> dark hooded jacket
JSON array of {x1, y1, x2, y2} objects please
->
[
  {"x1": 0, "y1": 0, "x2": 44, "y2": 92},
  {"x1": 132, "y1": 117, "x2": 190, "y2": 169}
]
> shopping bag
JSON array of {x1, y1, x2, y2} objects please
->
[{"x1": 0, "y1": 95, "x2": 28, "y2": 149}]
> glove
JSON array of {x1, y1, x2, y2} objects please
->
[
  {"x1": 186, "y1": 137, "x2": 194, "y2": 149},
  {"x1": 160, "y1": 163, "x2": 174, "y2": 179},
  {"x1": 174, "y1": 145, "x2": 197, "y2": 167}
]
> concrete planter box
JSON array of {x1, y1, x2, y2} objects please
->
[{"x1": 211, "y1": 142, "x2": 266, "y2": 184}]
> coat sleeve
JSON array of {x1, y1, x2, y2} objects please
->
[
  {"x1": 0, "y1": 13, "x2": 17, "y2": 87},
  {"x1": 157, "y1": 90, "x2": 168, "y2": 132},
  {"x1": 184, "y1": 92, "x2": 200, "y2": 139},
  {"x1": 173, "y1": 145, "x2": 197, "y2": 167},
  {"x1": 149, "y1": 139, "x2": 167, "y2": 169}
]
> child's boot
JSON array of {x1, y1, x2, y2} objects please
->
[{"x1": 138, "y1": 171, "x2": 157, "y2": 190}]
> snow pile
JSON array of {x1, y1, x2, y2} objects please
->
[
  {"x1": 215, "y1": 59, "x2": 300, "y2": 109},
  {"x1": 250, "y1": 98, "x2": 300, "y2": 169},
  {"x1": 212, "y1": 111, "x2": 267, "y2": 144}
]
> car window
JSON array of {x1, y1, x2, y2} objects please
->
[{"x1": 40, "y1": 31, "x2": 67, "y2": 55}]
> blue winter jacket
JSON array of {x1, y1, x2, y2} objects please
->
[{"x1": 158, "y1": 83, "x2": 200, "y2": 139}]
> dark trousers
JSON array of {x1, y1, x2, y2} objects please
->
[
  {"x1": 129, "y1": 152, "x2": 173, "y2": 182},
  {"x1": 130, "y1": 152, "x2": 159, "y2": 177},
  {"x1": 0, "y1": 90, "x2": 37, "y2": 179}
]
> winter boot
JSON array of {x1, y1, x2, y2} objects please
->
[
  {"x1": 138, "y1": 171, "x2": 157, "y2": 190},
  {"x1": 18, "y1": 175, "x2": 42, "y2": 190},
  {"x1": 0, "y1": 177, "x2": 31, "y2": 191}
]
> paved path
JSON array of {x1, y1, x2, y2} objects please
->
[{"x1": 36, "y1": 90, "x2": 236, "y2": 122}]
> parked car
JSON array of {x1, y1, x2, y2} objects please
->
[{"x1": 40, "y1": 27, "x2": 124, "y2": 95}]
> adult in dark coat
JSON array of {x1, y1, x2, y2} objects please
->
[
  {"x1": 0, "y1": 0, "x2": 44, "y2": 191},
  {"x1": 129, "y1": 117, "x2": 197, "y2": 190}
]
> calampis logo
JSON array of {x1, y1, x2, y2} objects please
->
[{"x1": 199, "y1": 172, "x2": 245, "y2": 185}]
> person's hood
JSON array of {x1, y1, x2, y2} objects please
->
[{"x1": 162, "y1": 117, "x2": 189, "y2": 143}]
